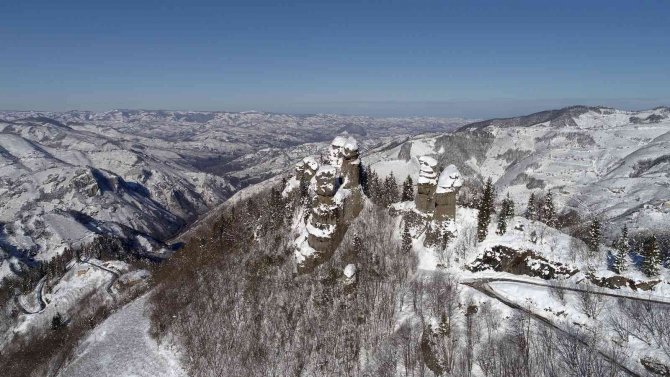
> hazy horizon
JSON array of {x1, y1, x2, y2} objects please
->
[
  {"x1": 2, "y1": 98, "x2": 668, "y2": 120},
  {"x1": 2, "y1": 0, "x2": 669, "y2": 119}
]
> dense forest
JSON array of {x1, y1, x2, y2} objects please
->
[{"x1": 148, "y1": 179, "x2": 668, "y2": 376}]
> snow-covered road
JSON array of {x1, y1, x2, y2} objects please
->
[
  {"x1": 462, "y1": 279, "x2": 644, "y2": 376},
  {"x1": 57, "y1": 294, "x2": 186, "y2": 377}
]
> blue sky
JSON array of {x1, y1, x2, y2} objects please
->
[{"x1": 1, "y1": 0, "x2": 669, "y2": 118}]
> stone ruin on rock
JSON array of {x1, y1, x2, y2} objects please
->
[{"x1": 291, "y1": 136, "x2": 364, "y2": 273}]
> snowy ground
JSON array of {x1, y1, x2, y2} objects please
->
[
  {"x1": 397, "y1": 201, "x2": 670, "y2": 375},
  {"x1": 57, "y1": 293, "x2": 186, "y2": 377}
]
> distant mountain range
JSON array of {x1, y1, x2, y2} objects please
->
[{"x1": 0, "y1": 110, "x2": 467, "y2": 281}]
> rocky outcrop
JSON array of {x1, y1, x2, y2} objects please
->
[
  {"x1": 307, "y1": 166, "x2": 340, "y2": 252},
  {"x1": 468, "y1": 245, "x2": 579, "y2": 280},
  {"x1": 415, "y1": 156, "x2": 439, "y2": 214},
  {"x1": 296, "y1": 136, "x2": 364, "y2": 273},
  {"x1": 587, "y1": 274, "x2": 661, "y2": 291},
  {"x1": 295, "y1": 156, "x2": 319, "y2": 182},
  {"x1": 434, "y1": 164, "x2": 462, "y2": 221},
  {"x1": 641, "y1": 357, "x2": 670, "y2": 376},
  {"x1": 328, "y1": 136, "x2": 348, "y2": 167},
  {"x1": 413, "y1": 159, "x2": 462, "y2": 248},
  {"x1": 341, "y1": 138, "x2": 360, "y2": 188}
]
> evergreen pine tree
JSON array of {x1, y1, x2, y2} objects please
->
[
  {"x1": 587, "y1": 218, "x2": 601, "y2": 254},
  {"x1": 496, "y1": 210, "x2": 508, "y2": 235},
  {"x1": 543, "y1": 191, "x2": 556, "y2": 226},
  {"x1": 642, "y1": 234, "x2": 661, "y2": 277},
  {"x1": 383, "y1": 172, "x2": 400, "y2": 206},
  {"x1": 526, "y1": 193, "x2": 536, "y2": 221},
  {"x1": 401, "y1": 175, "x2": 414, "y2": 202},
  {"x1": 360, "y1": 164, "x2": 370, "y2": 196},
  {"x1": 477, "y1": 178, "x2": 494, "y2": 242},
  {"x1": 51, "y1": 312, "x2": 65, "y2": 330},
  {"x1": 368, "y1": 170, "x2": 382, "y2": 205},
  {"x1": 440, "y1": 229, "x2": 453, "y2": 251},
  {"x1": 496, "y1": 194, "x2": 515, "y2": 235},
  {"x1": 504, "y1": 193, "x2": 515, "y2": 218},
  {"x1": 613, "y1": 225, "x2": 628, "y2": 273},
  {"x1": 402, "y1": 221, "x2": 412, "y2": 253}
]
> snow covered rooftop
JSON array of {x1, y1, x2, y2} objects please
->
[{"x1": 436, "y1": 164, "x2": 463, "y2": 193}]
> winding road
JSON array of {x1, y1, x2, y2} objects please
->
[
  {"x1": 462, "y1": 277, "x2": 653, "y2": 377},
  {"x1": 15, "y1": 259, "x2": 121, "y2": 315},
  {"x1": 462, "y1": 276, "x2": 670, "y2": 306},
  {"x1": 81, "y1": 259, "x2": 121, "y2": 300},
  {"x1": 14, "y1": 276, "x2": 48, "y2": 315}
]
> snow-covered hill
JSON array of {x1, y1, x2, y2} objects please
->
[
  {"x1": 366, "y1": 106, "x2": 670, "y2": 238},
  {"x1": 0, "y1": 110, "x2": 467, "y2": 281}
]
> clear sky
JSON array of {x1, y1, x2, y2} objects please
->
[{"x1": 1, "y1": 0, "x2": 669, "y2": 118}]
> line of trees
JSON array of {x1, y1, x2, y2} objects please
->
[
  {"x1": 361, "y1": 165, "x2": 415, "y2": 208},
  {"x1": 473, "y1": 180, "x2": 667, "y2": 279}
]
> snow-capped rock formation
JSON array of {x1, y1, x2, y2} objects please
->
[
  {"x1": 415, "y1": 156, "x2": 439, "y2": 214},
  {"x1": 307, "y1": 166, "x2": 340, "y2": 252},
  {"x1": 291, "y1": 137, "x2": 365, "y2": 273},
  {"x1": 328, "y1": 136, "x2": 348, "y2": 167},
  {"x1": 295, "y1": 156, "x2": 320, "y2": 182},
  {"x1": 435, "y1": 164, "x2": 462, "y2": 221},
  {"x1": 341, "y1": 138, "x2": 361, "y2": 189}
]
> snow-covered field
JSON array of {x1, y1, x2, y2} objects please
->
[{"x1": 57, "y1": 293, "x2": 186, "y2": 377}]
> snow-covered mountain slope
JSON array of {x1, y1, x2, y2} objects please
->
[
  {"x1": 57, "y1": 294, "x2": 185, "y2": 377},
  {"x1": 1, "y1": 258, "x2": 149, "y2": 349},
  {"x1": 0, "y1": 110, "x2": 467, "y2": 281},
  {"x1": 366, "y1": 106, "x2": 670, "y2": 237}
]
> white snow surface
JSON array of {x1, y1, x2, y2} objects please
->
[
  {"x1": 436, "y1": 164, "x2": 462, "y2": 193},
  {"x1": 417, "y1": 156, "x2": 438, "y2": 185},
  {"x1": 58, "y1": 293, "x2": 186, "y2": 377},
  {"x1": 343, "y1": 263, "x2": 357, "y2": 278}
]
